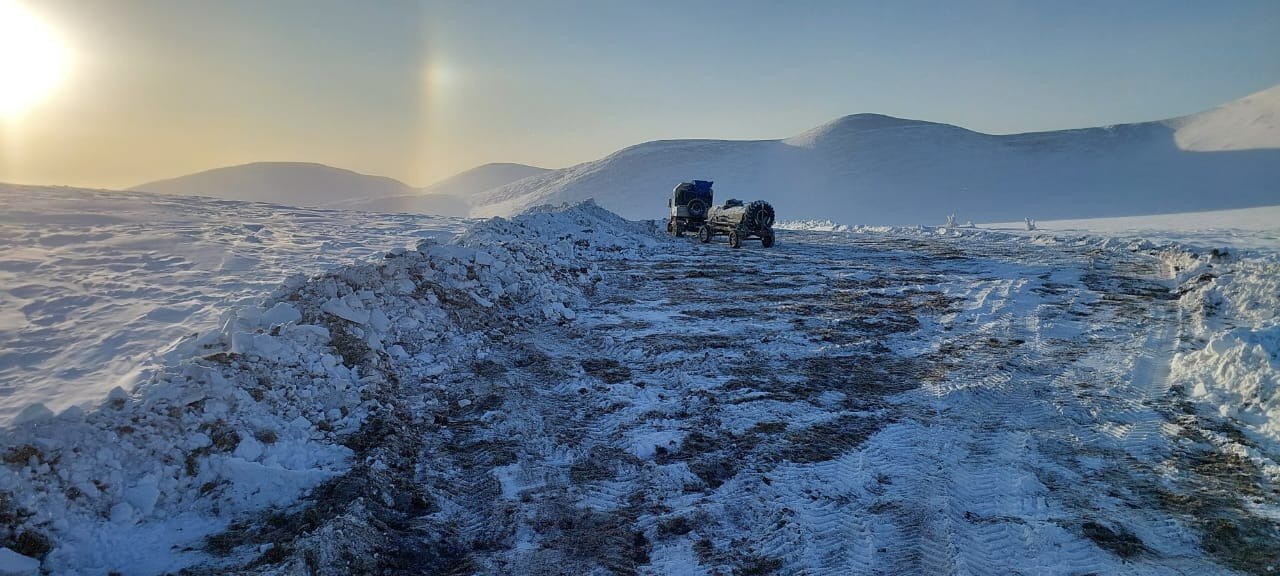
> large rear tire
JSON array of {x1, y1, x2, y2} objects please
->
[
  {"x1": 745, "y1": 200, "x2": 776, "y2": 230},
  {"x1": 698, "y1": 225, "x2": 712, "y2": 244},
  {"x1": 687, "y1": 198, "x2": 708, "y2": 219}
]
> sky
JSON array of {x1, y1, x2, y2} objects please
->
[{"x1": 1, "y1": 0, "x2": 1277, "y2": 190}]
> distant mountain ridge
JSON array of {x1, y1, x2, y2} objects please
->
[
  {"x1": 131, "y1": 85, "x2": 1280, "y2": 224},
  {"x1": 325, "y1": 163, "x2": 549, "y2": 217},
  {"x1": 472, "y1": 85, "x2": 1280, "y2": 224},
  {"x1": 133, "y1": 162, "x2": 548, "y2": 218},
  {"x1": 132, "y1": 162, "x2": 416, "y2": 207}
]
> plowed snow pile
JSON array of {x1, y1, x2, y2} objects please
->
[{"x1": 1, "y1": 198, "x2": 1277, "y2": 575}]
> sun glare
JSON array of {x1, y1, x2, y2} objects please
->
[{"x1": 0, "y1": 0, "x2": 69, "y2": 118}]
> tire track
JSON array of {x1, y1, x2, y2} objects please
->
[{"x1": 225, "y1": 226, "x2": 1258, "y2": 575}]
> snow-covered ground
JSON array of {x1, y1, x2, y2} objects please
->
[
  {"x1": 1, "y1": 190, "x2": 1277, "y2": 574},
  {"x1": 983, "y1": 205, "x2": 1280, "y2": 254},
  {"x1": 0, "y1": 185, "x2": 466, "y2": 424}
]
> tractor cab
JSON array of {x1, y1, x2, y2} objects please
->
[{"x1": 668, "y1": 180, "x2": 714, "y2": 236}]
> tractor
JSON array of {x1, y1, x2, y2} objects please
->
[{"x1": 667, "y1": 180, "x2": 714, "y2": 236}]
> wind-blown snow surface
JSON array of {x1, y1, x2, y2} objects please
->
[
  {"x1": 2, "y1": 197, "x2": 1278, "y2": 574},
  {"x1": 0, "y1": 185, "x2": 466, "y2": 424},
  {"x1": 983, "y1": 205, "x2": 1280, "y2": 253},
  {"x1": 469, "y1": 86, "x2": 1280, "y2": 224}
]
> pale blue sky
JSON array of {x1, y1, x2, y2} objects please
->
[{"x1": 4, "y1": 0, "x2": 1278, "y2": 189}]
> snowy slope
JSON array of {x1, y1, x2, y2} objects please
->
[
  {"x1": 1169, "y1": 84, "x2": 1280, "y2": 151},
  {"x1": 421, "y1": 162, "x2": 549, "y2": 196},
  {"x1": 132, "y1": 162, "x2": 417, "y2": 207},
  {"x1": 122, "y1": 88, "x2": 1279, "y2": 224},
  {"x1": 0, "y1": 184, "x2": 466, "y2": 424},
  {"x1": 469, "y1": 88, "x2": 1280, "y2": 224},
  {"x1": 325, "y1": 162, "x2": 548, "y2": 217},
  {"x1": 2, "y1": 200, "x2": 1277, "y2": 574}
]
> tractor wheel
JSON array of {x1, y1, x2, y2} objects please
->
[
  {"x1": 698, "y1": 225, "x2": 712, "y2": 244},
  {"x1": 745, "y1": 200, "x2": 776, "y2": 230},
  {"x1": 688, "y1": 198, "x2": 708, "y2": 219},
  {"x1": 761, "y1": 231, "x2": 774, "y2": 248},
  {"x1": 674, "y1": 220, "x2": 685, "y2": 236},
  {"x1": 666, "y1": 219, "x2": 676, "y2": 236},
  {"x1": 729, "y1": 231, "x2": 741, "y2": 248}
]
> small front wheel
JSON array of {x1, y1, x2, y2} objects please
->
[
  {"x1": 761, "y1": 232, "x2": 774, "y2": 248},
  {"x1": 698, "y1": 225, "x2": 712, "y2": 244},
  {"x1": 728, "y1": 231, "x2": 741, "y2": 248}
]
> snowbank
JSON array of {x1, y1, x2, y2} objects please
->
[
  {"x1": 1169, "y1": 254, "x2": 1280, "y2": 455},
  {"x1": 0, "y1": 201, "x2": 658, "y2": 574},
  {"x1": 775, "y1": 219, "x2": 852, "y2": 233}
]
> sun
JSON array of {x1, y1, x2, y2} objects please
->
[{"x1": 0, "y1": 0, "x2": 69, "y2": 118}]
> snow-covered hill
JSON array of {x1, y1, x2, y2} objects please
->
[
  {"x1": 122, "y1": 88, "x2": 1278, "y2": 224},
  {"x1": 132, "y1": 162, "x2": 418, "y2": 207},
  {"x1": 326, "y1": 163, "x2": 547, "y2": 217},
  {"x1": 1170, "y1": 84, "x2": 1280, "y2": 152},
  {"x1": 470, "y1": 86, "x2": 1280, "y2": 224}
]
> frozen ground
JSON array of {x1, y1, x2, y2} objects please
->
[
  {"x1": 0, "y1": 193, "x2": 1277, "y2": 574},
  {"x1": 0, "y1": 185, "x2": 466, "y2": 424},
  {"x1": 982, "y1": 205, "x2": 1280, "y2": 255}
]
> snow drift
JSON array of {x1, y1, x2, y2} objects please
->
[{"x1": 0, "y1": 200, "x2": 658, "y2": 574}]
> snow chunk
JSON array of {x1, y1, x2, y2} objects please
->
[
  {"x1": 234, "y1": 434, "x2": 265, "y2": 462},
  {"x1": 368, "y1": 308, "x2": 391, "y2": 332},
  {"x1": 124, "y1": 476, "x2": 160, "y2": 517},
  {"x1": 230, "y1": 332, "x2": 290, "y2": 362},
  {"x1": 109, "y1": 502, "x2": 134, "y2": 524},
  {"x1": 260, "y1": 302, "x2": 302, "y2": 326},
  {"x1": 0, "y1": 548, "x2": 40, "y2": 576},
  {"x1": 12, "y1": 403, "x2": 53, "y2": 425},
  {"x1": 107, "y1": 386, "x2": 130, "y2": 402},
  {"x1": 56, "y1": 405, "x2": 85, "y2": 422},
  {"x1": 321, "y1": 295, "x2": 370, "y2": 324}
]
